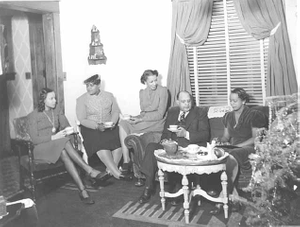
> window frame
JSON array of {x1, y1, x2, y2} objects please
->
[{"x1": 187, "y1": 0, "x2": 269, "y2": 107}]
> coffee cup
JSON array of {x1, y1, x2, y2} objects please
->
[
  {"x1": 104, "y1": 122, "x2": 113, "y2": 127},
  {"x1": 187, "y1": 144, "x2": 200, "y2": 154},
  {"x1": 169, "y1": 125, "x2": 178, "y2": 130},
  {"x1": 123, "y1": 114, "x2": 131, "y2": 121}
]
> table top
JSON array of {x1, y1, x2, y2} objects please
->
[
  {"x1": 154, "y1": 149, "x2": 228, "y2": 166},
  {"x1": 157, "y1": 160, "x2": 227, "y2": 175}
]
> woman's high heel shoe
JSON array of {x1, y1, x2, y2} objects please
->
[
  {"x1": 87, "y1": 171, "x2": 112, "y2": 187},
  {"x1": 79, "y1": 188, "x2": 95, "y2": 205},
  {"x1": 119, "y1": 173, "x2": 133, "y2": 181},
  {"x1": 89, "y1": 170, "x2": 112, "y2": 181},
  {"x1": 121, "y1": 161, "x2": 133, "y2": 174}
]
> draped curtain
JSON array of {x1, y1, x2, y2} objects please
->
[
  {"x1": 233, "y1": 0, "x2": 298, "y2": 96},
  {"x1": 166, "y1": 0, "x2": 213, "y2": 106}
]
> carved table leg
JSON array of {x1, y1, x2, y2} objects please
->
[
  {"x1": 221, "y1": 171, "x2": 228, "y2": 219},
  {"x1": 158, "y1": 169, "x2": 165, "y2": 210},
  {"x1": 182, "y1": 174, "x2": 190, "y2": 224}
]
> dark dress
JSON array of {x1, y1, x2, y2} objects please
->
[
  {"x1": 27, "y1": 108, "x2": 71, "y2": 164},
  {"x1": 76, "y1": 91, "x2": 121, "y2": 157},
  {"x1": 222, "y1": 106, "x2": 267, "y2": 170}
]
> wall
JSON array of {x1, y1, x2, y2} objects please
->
[
  {"x1": 285, "y1": 0, "x2": 298, "y2": 79},
  {"x1": 59, "y1": 0, "x2": 172, "y2": 126},
  {"x1": 7, "y1": 15, "x2": 33, "y2": 138}
]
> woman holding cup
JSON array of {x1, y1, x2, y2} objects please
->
[
  {"x1": 119, "y1": 69, "x2": 169, "y2": 174},
  {"x1": 27, "y1": 88, "x2": 107, "y2": 204}
]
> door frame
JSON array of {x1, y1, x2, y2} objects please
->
[{"x1": 0, "y1": 0, "x2": 65, "y2": 110}]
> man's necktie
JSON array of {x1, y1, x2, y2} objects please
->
[{"x1": 179, "y1": 111, "x2": 186, "y2": 123}]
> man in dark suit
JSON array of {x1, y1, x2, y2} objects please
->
[{"x1": 138, "y1": 91, "x2": 210, "y2": 204}]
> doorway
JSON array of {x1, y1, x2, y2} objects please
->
[{"x1": 0, "y1": 1, "x2": 64, "y2": 158}]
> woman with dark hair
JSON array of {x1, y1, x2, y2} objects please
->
[
  {"x1": 210, "y1": 87, "x2": 268, "y2": 214},
  {"x1": 118, "y1": 69, "x2": 169, "y2": 174},
  {"x1": 76, "y1": 74, "x2": 131, "y2": 181},
  {"x1": 27, "y1": 88, "x2": 105, "y2": 205}
]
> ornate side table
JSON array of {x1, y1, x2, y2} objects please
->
[{"x1": 155, "y1": 149, "x2": 229, "y2": 224}]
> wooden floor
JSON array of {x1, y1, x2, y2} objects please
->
[{"x1": 7, "y1": 162, "x2": 249, "y2": 227}]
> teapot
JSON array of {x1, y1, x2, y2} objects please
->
[{"x1": 161, "y1": 139, "x2": 178, "y2": 155}]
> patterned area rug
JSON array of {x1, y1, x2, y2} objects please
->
[
  {"x1": 0, "y1": 156, "x2": 21, "y2": 198},
  {"x1": 113, "y1": 198, "x2": 249, "y2": 227}
]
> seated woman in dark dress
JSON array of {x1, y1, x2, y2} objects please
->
[
  {"x1": 27, "y1": 88, "x2": 106, "y2": 205},
  {"x1": 76, "y1": 74, "x2": 132, "y2": 181},
  {"x1": 211, "y1": 87, "x2": 267, "y2": 214}
]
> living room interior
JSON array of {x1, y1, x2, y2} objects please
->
[{"x1": 0, "y1": 0, "x2": 299, "y2": 226}]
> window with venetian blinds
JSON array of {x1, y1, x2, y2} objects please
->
[{"x1": 187, "y1": 0, "x2": 269, "y2": 107}]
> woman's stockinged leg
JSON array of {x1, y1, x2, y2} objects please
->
[
  {"x1": 225, "y1": 154, "x2": 239, "y2": 194},
  {"x1": 64, "y1": 141, "x2": 100, "y2": 177},
  {"x1": 60, "y1": 150, "x2": 86, "y2": 192},
  {"x1": 112, "y1": 147, "x2": 122, "y2": 166},
  {"x1": 210, "y1": 154, "x2": 239, "y2": 214},
  {"x1": 96, "y1": 150, "x2": 121, "y2": 178},
  {"x1": 119, "y1": 126, "x2": 130, "y2": 163}
]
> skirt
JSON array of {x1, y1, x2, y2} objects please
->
[
  {"x1": 80, "y1": 125, "x2": 121, "y2": 157},
  {"x1": 119, "y1": 118, "x2": 165, "y2": 135},
  {"x1": 226, "y1": 145, "x2": 255, "y2": 170},
  {"x1": 33, "y1": 137, "x2": 70, "y2": 164}
]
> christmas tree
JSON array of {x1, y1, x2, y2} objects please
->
[{"x1": 233, "y1": 94, "x2": 300, "y2": 226}]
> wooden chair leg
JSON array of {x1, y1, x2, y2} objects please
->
[
  {"x1": 29, "y1": 172, "x2": 36, "y2": 202},
  {"x1": 20, "y1": 166, "x2": 25, "y2": 192}
]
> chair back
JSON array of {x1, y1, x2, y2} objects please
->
[{"x1": 13, "y1": 116, "x2": 32, "y2": 142}]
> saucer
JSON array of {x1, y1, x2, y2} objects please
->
[
  {"x1": 168, "y1": 128, "x2": 179, "y2": 133},
  {"x1": 104, "y1": 122, "x2": 113, "y2": 128},
  {"x1": 64, "y1": 126, "x2": 74, "y2": 135},
  {"x1": 104, "y1": 125, "x2": 113, "y2": 129}
]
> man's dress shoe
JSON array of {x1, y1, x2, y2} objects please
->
[
  {"x1": 138, "y1": 187, "x2": 153, "y2": 204},
  {"x1": 135, "y1": 178, "x2": 145, "y2": 187},
  {"x1": 169, "y1": 197, "x2": 182, "y2": 206},
  {"x1": 119, "y1": 173, "x2": 133, "y2": 181}
]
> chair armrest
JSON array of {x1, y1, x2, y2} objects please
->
[
  {"x1": 125, "y1": 132, "x2": 161, "y2": 179},
  {"x1": 124, "y1": 132, "x2": 162, "y2": 158},
  {"x1": 124, "y1": 135, "x2": 145, "y2": 156},
  {"x1": 12, "y1": 139, "x2": 34, "y2": 158},
  {"x1": 69, "y1": 132, "x2": 80, "y2": 150}
]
